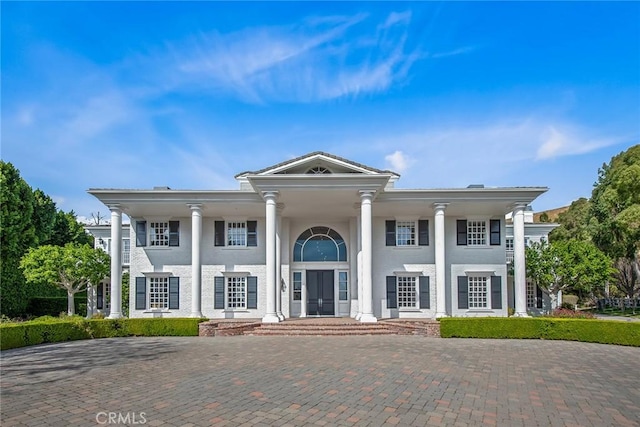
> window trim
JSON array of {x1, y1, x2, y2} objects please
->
[{"x1": 457, "y1": 219, "x2": 501, "y2": 247}]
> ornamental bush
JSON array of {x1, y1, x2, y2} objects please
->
[
  {"x1": 0, "y1": 318, "x2": 205, "y2": 350},
  {"x1": 440, "y1": 317, "x2": 640, "y2": 347}
]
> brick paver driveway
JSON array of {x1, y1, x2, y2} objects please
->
[{"x1": 1, "y1": 336, "x2": 639, "y2": 426}]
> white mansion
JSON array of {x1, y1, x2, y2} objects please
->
[{"x1": 88, "y1": 152, "x2": 550, "y2": 322}]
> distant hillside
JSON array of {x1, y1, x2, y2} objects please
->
[{"x1": 534, "y1": 206, "x2": 569, "y2": 223}]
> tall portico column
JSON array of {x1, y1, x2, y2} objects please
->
[
  {"x1": 276, "y1": 204, "x2": 285, "y2": 321},
  {"x1": 262, "y1": 191, "x2": 280, "y2": 323},
  {"x1": 359, "y1": 191, "x2": 377, "y2": 323},
  {"x1": 513, "y1": 203, "x2": 529, "y2": 317},
  {"x1": 189, "y1": 204, "x2": 203, "y2": 318},
  {"x1": 108, "y1": 205, "x2": 123, "y2": 319},
  {"x1": 434, "y1": 203, "x2": 449, "y2": 318},
  {"x1": 355, "y1": 209, "x2": 363, "y2": 320}
]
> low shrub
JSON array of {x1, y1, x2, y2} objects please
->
[
  {"x1": 546, "y1": 308, "x2": 595, "y2": 319},
  {"x1": 26, "y1": 296, "x2": 87, "y2": 317},
  {"x1": 0, "y1": 318, "x2": 205, "y2": 350},
  {"x1": 440, "y1": 317, "x2": 640, "y2": 347}
]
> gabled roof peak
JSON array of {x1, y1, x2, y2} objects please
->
[{"x1": 235, "y1": 151, "x2": 399, "y2": 178}]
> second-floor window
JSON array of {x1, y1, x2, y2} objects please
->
[{"x1": 215, "y1": 220, "x2": 257, "y2": 247}]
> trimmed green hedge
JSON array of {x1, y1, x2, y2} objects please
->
[
  {"x1": 0, "y1": 318, "x2": 205, "y2": 351},
  {"x1": 440, "y1": 317, "x2": 640, "y2": 347}
]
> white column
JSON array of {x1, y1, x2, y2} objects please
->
[
  {"x1": 86, "y1": 285, "x2": 95, "y2": 319},
  {"x1": 434, "y1": 203, "x2": 448, "y2": 318},
  {"x1": 513, "y1": 203, "x2": 529, "y2": 317},
  {"x1": 276, "y1": 205, "x2": 284, "y2": 320},
  {"x1": 355, "y1": 212, "x2": 363, "y2": 320},
  {"x1": 108, "y1": 206, "x2": 123, "y2": 319},
  {"x1": 262, "y1": 191, "x2": 280, "y2": 323},
  {"x1": 189, "y1": 204, "x2": 203, "y2": 318},
  {"x1": 359, "y1": 191, "x2": 377, "y2": 323}
]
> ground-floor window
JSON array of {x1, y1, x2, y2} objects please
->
[
  {"x1": 292, "y1": 272, "x2": 302, "y2": 301},
  {"x1": 227, "y1": 276, "x2": 247, "y2": 309},
  {"x1": 468, "y1": 276, "x2": 488, "y2": 308},
  {"x1": 338, "y1": 271, "x2": 348, "y2": 301},
  {"x1": 397, "y1": 276, "x2": 418, "y2": 308},
  {"x1": 527, "y1": 281, "x2": 536, "y2": 308},
  {"x1": 149, "y1": 277, "x2": 169, "y2": 309}
]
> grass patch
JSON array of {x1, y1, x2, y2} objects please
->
[
  {"x1": 440, "y1": 317, "x2": 640, "y2": 347},
  {"x1": 0, "y1": 318, "x2": 206, "y2": 351}
]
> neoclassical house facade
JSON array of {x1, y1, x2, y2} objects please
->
[{"x1": 88, "y1": 152, "x2": 548, "y2": 322}]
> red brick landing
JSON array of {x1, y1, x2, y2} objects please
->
[{"x1": 198, "y1": 318, "x2": 440, "y2": 337}]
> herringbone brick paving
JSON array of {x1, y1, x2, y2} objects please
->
[{"x1": 1, "y1": 336, "x2": 638, "y2": 426}]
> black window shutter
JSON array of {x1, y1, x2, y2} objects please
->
[
  {"x1": 490, "y1": 219, "x2": 501, "y2": 246},
  {"x1": 169, "y1": 277, "x2": 180, "y2": 309},
  {"x1": 169, "y1": 221, "x2": 180, "y2": 246},
  {"x1": 214, "y1": 276, "x2": 225, "y2": 309},
  {"x1": 247, "y1": 221, "x2": 258, "y2": 247},
  {"x1": 419, "y1": 276, "x2": 430, "y2": 309},
  {"x1": 247, "y1": 276, "x2": 258, "y2": 309},
  {"x1": 536, "y1": 285, "x2": 543, "y2": 309},
  {"x1": 214, "y1": 221, "x2": 225, "y2": 247},
  {"x1": 418, "y1": 220, "x2": 429, "y2": 246},
  {"x1": 386, "y1": 276, "x2": 397, "y2": 308},
  {"x1": 457, "y1": 220, "x2": 467, "y2": 246},
  {"x1": 458, "y1": 276, "x2": 469, "y2": 309},
  {"x1": 491, "y1": 276, "x2": 502, "y2": 309},
  {"x1": 386, "y1": 220, "x2": 396, "y2": 246},
  {"x1": 97, "y1": 284, "x2": 104, "y2": 310},
  {"x1": 136, "y1": 221, "x2": 147, "y2": 247},
  {"x1": 135, "y1": 277, "x2": 146, "y2": 310}
]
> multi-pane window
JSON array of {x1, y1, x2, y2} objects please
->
[
  {"x1": 339, "y1": 272, "x2": 348, "y2": 301},
  {"x1": 396, "y1": 221, "x2": 416, "y2": 246},
  {"x1": 150, "y1": 222, "x2": 169, "y2": 246},
  {"x1": 527, "y1": 281, "x2": 536, "y2": 308},
  {"x1": 227, "y1": 276, "x2": 247, "y2": 309},
  {"x1": 149, "y1": 277, "x2": 169, "y2": 309},
  {"x1": 506, "y1": 238, "x2": 514, "y2": 251},
  {"x1": 122, "y1": 238, "x2": 131, "y2": 265},
  {"x1": 468, "y1": 276, "x2": 488, "y2": 308},
  {"x1": 467, "y1": 221, "x2": 487, "y2": 246},
  {"x1": 227, "y1": 222, "x2": 247, "y2": 247},
  {"x1": 397, "y1": 276, "x2": 417, "y2": 308},
  {"x1": 104, "y1": 283, "x2": 111, "y2": 310},
  {"x1": 293, "y1": 272, "x2": 302, "y2": 301}
]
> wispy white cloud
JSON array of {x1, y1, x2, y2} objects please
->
[
  {"x1": 535, "y1": 126, "x2": 622, "y2": 160},
  {"x1": 145, "y1": 12, "x2": 423, "y2": 103}
]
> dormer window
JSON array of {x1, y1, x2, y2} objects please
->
[{"x1": 306, "y1": 166, "x2": 331, "y2": 174}]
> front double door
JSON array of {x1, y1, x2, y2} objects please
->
[{"x1": 306, "y1": 270, "x2": 334, "y2": 316}]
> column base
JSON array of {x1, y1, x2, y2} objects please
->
[
  {"x1": 514, "y1": 311, "x2": 529, "y2": 317},
  {"x1": 359, "y1": 313, "x2": 377, "y2": 323},
  {"x1": 277, "y1": 312, "x2": 285, "y2": 321},
  {"x1": 190, "y1": 312, "x2": 203, "y2": 318},
  {"x1": 355, "y1": 313, "x2": 362, "y2": 321},
  {"x1": 262, "y1": 313, "x2": 280, "y2": 323},
  {"x1": 108, "y1": 312, "x2": 123, "y2": 319},
  {"x1": 435, "y1": 312, "x2": 448, "y2": 319}
]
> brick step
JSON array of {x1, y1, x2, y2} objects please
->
[
  {"x1": 244, "y1": 328, "x2": 400, "y2": 336},
  {"x1": 258, "y1": 324, "x2": 391, "y2": 330}
]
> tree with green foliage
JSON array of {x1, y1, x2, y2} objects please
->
[
  {"x1": 549, "y1": 198, "x2": 593, "y2": 243},
  {"x1": 47, "y1": 210, "x2": 93, "y2": 246},
  {"x1": 20, "y1": 244, "x2": 110, "y2": 315},
  {"x1": 591, "y1": 145, "x2": 640, "y2": 261},
  {"x1": 526, "y1": 239, "x2": 614, "y2": 307},
  {"x1": 1, "y1": 162, "x2": 37, "y2": 316},
  {"x1": 31, "y1": 189, "x2": 57, "y2": 246}
]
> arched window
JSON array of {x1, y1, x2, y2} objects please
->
[
  {"x1": 293, "y1": 226, "x2": 347, "y2": 262},
  {"x1": 306, "y1": 166, "x2": 331, "y2": 174}
]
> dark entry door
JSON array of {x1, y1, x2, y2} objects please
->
[{"x1": 307, "y1": 270, "x2": 334, "y2": 316}]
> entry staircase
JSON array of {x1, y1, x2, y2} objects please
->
[{"x1": 199, "y1": 318, "x2": 440, "y2": 337}]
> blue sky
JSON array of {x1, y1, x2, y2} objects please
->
[{"x1": 2, "y1": 1, "x2": 639, "y2": 221}]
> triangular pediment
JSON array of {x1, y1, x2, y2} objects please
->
[{"x1": 235, "y1": 151, "x2": 398, "y2": 178}]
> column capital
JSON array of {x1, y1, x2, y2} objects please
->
[
  {"x1": 433, "y1": 202, "x2": 449, "y2": 211},
  {"x1": 188, "y1": 203, "x2": 203, "y2": 211},
  {"x1": 359, "y1": 190, "x2": 375, "y2": 200},
  {"x1": 262, "y1": 190, "x2": 279, "y2": 201},
  {"x1": 512, "y1": 202, "x2": 529, "y2": 213},
  {"x1": 106, "y1": 204, "x2": 122, "y2": 213}
]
